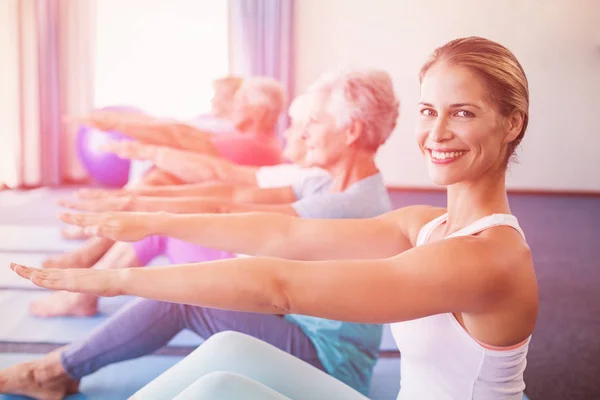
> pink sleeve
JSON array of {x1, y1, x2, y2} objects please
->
[
  {"x1": 131, "y1": 236, "x2": 167, "y2": 266},
  {"x1": 211, "y1": 135, "x2": 283, "y2": 167}
]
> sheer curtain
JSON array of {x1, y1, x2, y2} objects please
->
[
  {"x1": 229, "y1": 0, "x2": 294, "y2": 137},
  {"x1": 0, "y1": 0, "x2": 95, "y2": 188}
]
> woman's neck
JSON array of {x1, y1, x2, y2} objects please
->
[
  {"x1": 327, "y1": 151, "x2": 379, "y2": 192},
  {"x1": 444, "y1": 168, "x2": 511, "y2": 236}
]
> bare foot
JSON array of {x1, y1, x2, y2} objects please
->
[
  {"x1": 42, "y1": 237, "x2": 111, "y2": 269},
  {"x1": 42, "y1": 251, "x2": 94, "y2": 269},
  {"x1": 29, "y1": 292, "x2": 99, "y2": 317},
  {"x1": 0, "y1": 351, "x2": 79, "y2": 400}
]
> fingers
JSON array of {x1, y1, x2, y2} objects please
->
[
  {"x1": 11, "y1": 264, "x2": 63, "y2": 290},
  {"x1": 99, "y1": 141, "x2": 150, "y2": 160},
  {"x1": 57, "y1": 212, "x2": 104, "y2": 228},
  {"x1": 11, "y1": 263, "x2": 86, "y2": 292},
  {"x1": 75, "y1": 188, "x2": 128, "y2": 199},
  {"x1": 58, "y1": 198, "x2": 127, "y2": 212},
  {"x1": 58, "y1": 199, "x2": 95, "y2": 211}
]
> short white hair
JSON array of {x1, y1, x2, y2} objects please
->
[
  {"x1": 306, "y1": 68, "x2": 400, "y2": 150},
  {"x1": 236, "y1": 77, "x2": 286, "y2": 128}
]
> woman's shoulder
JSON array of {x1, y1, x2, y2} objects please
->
[{"x1": 378, "y1": 205, "x2": 447, "y2": 246}]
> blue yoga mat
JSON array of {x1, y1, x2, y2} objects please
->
[
  {"x1": 0, "y1": 226, "x2": 81, "y2": 253},
  {"x1": 0, "y1": 352, "x2": 182, "y2": 399},
  {"x1": 0, "y1": 290, "x2": 202, "y2": 347}
]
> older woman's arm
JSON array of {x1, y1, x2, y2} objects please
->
[
  {"x1": 55, "y1": 206, "x2": 435, "y2": 261},
  {"x1": 80, "y1": 111, "x2": 218, "y2": 154},
  {"x1": 102, "y1": 141, "x2": 258, "y2": 185}
]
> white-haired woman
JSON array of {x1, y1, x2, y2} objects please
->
[{"x1": 0, "y1": 68, "x2": 401, "y2": 400}]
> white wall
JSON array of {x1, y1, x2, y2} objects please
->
[{"x1": 295, "y1": 0, "x2": 600, "y2": 191}]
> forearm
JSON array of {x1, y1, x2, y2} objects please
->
[
  {"x1": 148, "y1": 212, "x2": 408, "y2": 260},
  {"x1": 133, "y1": 183, "x2": 236, "y2": 198},
  {"x1": 118, "y1": 257, "x2": 287, "y2": 314},
  {"x1": 117, "y1": 255, "x2": 406, "y2": 324},
  {"x1": 130, "y1": 197, "x2": 225, "y2": 213},
  {"x1": 152, "y1": 150, "x2": 256, "y2": 184}
]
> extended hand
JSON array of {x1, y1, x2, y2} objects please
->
[
  {"x1": 11, "y1": 263, "x2": 124, "y2": 297},
  {"x1": 75, "y1": 188, "x2": 133, "y2": 199},
  {"x1": 57, "y1": 211, "x2": 156, "y2": 241},
  {"x1": 72, "y1": 110, "x2": 153, "y2": 132},
  {"x1": 58, "y1": 196, "x2": 135, "y2": 212},
  {"x1": 100, "y1": 140, "x2": 159, "y2": 161}
]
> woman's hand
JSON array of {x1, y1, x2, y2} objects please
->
[
  {"x1": 11, "y1": 263, "x2": 125, "y2": 297},
  {"x1": 75, "y1": 187, "x2": 133, "y2": 199},
  {"x1": 100, "y1": 140, "x2": 160, "y2": 161},
  {"x1": 72, "y1": 110, "x2": 146, "y2": 131},
  {"x1": 57, "y1": 211, "x2": 159, "y2": 242},
  {"x1": 58, "y1": 196, "x2": 135, "y2": 212}
]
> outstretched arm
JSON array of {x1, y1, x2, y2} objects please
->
[
  {"x1": 59, "y1": 195, "x2": 298, "y2": 214},
  {"x1": 64, "y1": 185, "x2": 296, "y2": 212},
  {"x1": 56, "y1": 206, "x2": 426, "y2": 260},
  {"x1": 102, "y1": 141, "x2": 258, "y2": 184},
  {"x1": 12, "y1": 234, "x2": 530, "y2": 324},
  {"x1": 79, "y1": 111, "x2": 218, "y2": 154}
]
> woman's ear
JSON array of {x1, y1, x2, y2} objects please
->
[
  {"x1": 345, "y1": 119, "x2": 365, "y2": 146},
  {"x1": 503, "y1": 110, "x2": 524, "y2": 144}
]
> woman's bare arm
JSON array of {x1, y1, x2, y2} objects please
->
[
  {"x1": 71, "y1": 184, "x2": 296, "y2": 209},
  {"x1": 103, "y1": 141, "x2": 258, "y2": 185},
  {"x1": 56, "y1": 207, "x2": 428, "y2": 260},
  {"x1": 12, "y1": 233, "x2": 532, "y2": 325},
  {"x1": 80, "y1": 111, "x2": 218, "y2": 153}
]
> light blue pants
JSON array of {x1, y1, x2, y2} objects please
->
[{"x1": 131, "y1": 331, "x2": 369, "y2": 400}]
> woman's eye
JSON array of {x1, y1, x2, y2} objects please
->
[
  {"x1": 455, "y1": 110, "x2": 475, "y2": 118},
  {"x1": 420, "y1": 108, "x2": 436, "y2": 117}
]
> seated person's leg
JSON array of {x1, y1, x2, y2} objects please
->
[
  {"x1": 133, "y1": 331, "x2": 368, "y2": 400},
  {"x1": 0, "y1": 300, "x2": 328, "y2": 398},
  {"x1": 171, "y1": 372, "x2": 292, "y2": 400},
  {"x1": 42, "y1": 236, "x2": 114, "y2": 269}
]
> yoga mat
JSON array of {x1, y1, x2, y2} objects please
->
[
  {"x1": 0, "y1": 352, "x2": 182, "y2": 399},
  {"x1": 0, "y1": 290, "x2": 202, "y2": 347},
  {"x1": 0, "y1": 225, "x2": 80, "y2": 253}
]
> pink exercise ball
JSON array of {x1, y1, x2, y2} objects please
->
[{"x1": 76, "y1": 106, "x2": 140, "y2": 187}]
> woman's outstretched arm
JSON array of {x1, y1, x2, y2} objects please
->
[
  {"x1": 101, "y1": 141, "x2": 258, "y2": 184},
  {"x1": 59, "y1": 186, "x2": 297, "y2": 212},
  {"x1": 79, "y1": 111, "x2": 218, "y2": 154},
  {"x1": 12, "y1": 233, "x2": 531, "y2": 324},
  {"x1": 57, "y1": 206, "x2": 425, "y2": 261}
]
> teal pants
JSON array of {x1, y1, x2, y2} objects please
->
[{"x1": 131, "y1": 331, "x2": 368, "y2": 400}]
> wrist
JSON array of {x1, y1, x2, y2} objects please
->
[
  {"x1": 148, "y1": 211, "x2": 174, "y2": 236},
  {"x1": 113, "y1": 268, "x2": 134, "y2": 296}
]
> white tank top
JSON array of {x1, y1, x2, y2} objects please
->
[{"x1": 391, "y1": 213, "x2": 531, "y2": 400}]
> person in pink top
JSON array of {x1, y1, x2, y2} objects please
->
[{"x1": 45, "y1": 75, "x2": 286, "y2": 268}]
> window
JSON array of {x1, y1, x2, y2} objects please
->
[{"x1": 94, "y1": 0, "x2": 229, "y2": 120}]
